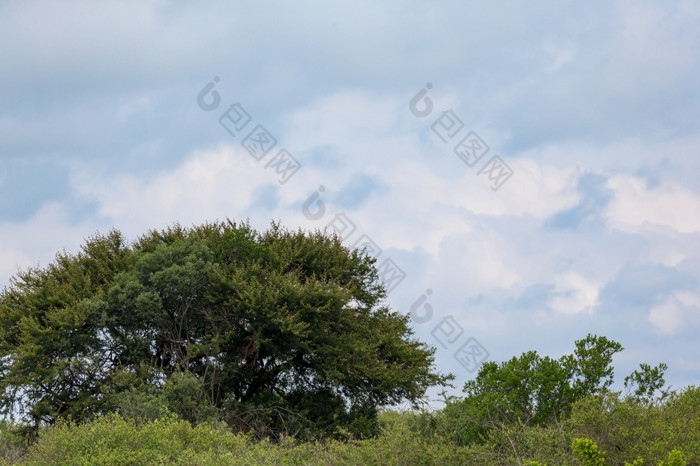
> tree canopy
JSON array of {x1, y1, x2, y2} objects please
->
[
  {"x1": 413, "y1": 335, "x2": 677, "y2": 453},
  {"x1": 0, "y1": 220, "x2": 449, "y2": 438},
  {"x1": 462, "y1": 334, "x2": 624, "y2": 427}
]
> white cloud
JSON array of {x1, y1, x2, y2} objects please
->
[
  {"x1": 648, "y1": 290, "x2": 700, "y2": 335},
  {"x1": 71, "y1": 145, "x2": 272, "y2": 237},
  {"x1": 548, "y1": 272, "x2": 600, "y2": 315},
  {"x1": 433, "y1": 232, "x2": 523, "y2": 293},
  {"x1": 0, "y1": 202, "x2": 101, "y2": 289},
  {"x1": 605, "y1": 175, "x2": 700, "y2": 233}
]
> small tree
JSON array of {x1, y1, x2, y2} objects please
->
[
  {"x1": 624, "y1": 362, "x2": 668, "y2": 404},
  {"x1": 461, "y1": 334, "x2": 624, "y2": 430}
]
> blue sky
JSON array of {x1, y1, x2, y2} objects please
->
[{"x1": 2, "y1": 0, "x2": 700, "y2": 404}]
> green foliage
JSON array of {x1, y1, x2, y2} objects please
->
[
  {"x1": 0, "y1": 220, "x2": 449, "y2": 439},
  {"x1": 0, "y1": 420, "x2": 27, "y2": 465},
  {"x1": 624, "y1": 363, "x2": 668, "y2": 403},
  {"x1": 421, "y1": 334, "x2": 624, "y2": 449},
  {"x1": 0, "y1": 363, "x2": 697, "y2": 465},
  {"x1": 106, "y1": 369, "x2": 219, "y2": 425},
  {"x1": 2, "y1": 250, "x2": 696, "y2": 466},
  {"x1": 159, "y1": 371, "x2": 219, "y2": 425},
  {"x1": 409, "y1": 392, "x2": 491, "y2": 446},
  {"x1": 1, "y1": 403, "x2": 695, "y2": 465},
  {"x1": 567, "y1": 335, "x2": 623, "y2": 400},
  {"x1": 0, "y1": 230, "x2": 131, "y2": 428},
  {"x1": 16, "y1": 412, "x2": 475, "y2": 465},
  {"x1": 567, "y1": 386, "x2": 699, "y2": 464},
  {"x1": 658, "y1": 449, "x2": 687, "y2": 466},
  {"x1": 480, "y1": 419, "x2": 572, "y2": 465},
  {"x1": 406, "y1": 338, "x2": 698, "y2": 465},
  {"x1": 572, "y1": 437, "x2": 606, "y2": 466},
  {"x1": 23, "y1": 414, "x2": 243, "y2": 465}
]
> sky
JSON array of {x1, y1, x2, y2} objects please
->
[{"x1": 1, "y1": 0, "x2": 699, "y2": 405}]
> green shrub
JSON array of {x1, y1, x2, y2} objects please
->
[
  {"x1": 658, "y1": 448, "x2": 687, "y2": 466},
  {"x1": 572, "y1": 437, "x2": 606, "y2": 465},
  {"x1": 567, "y1": 387, "x2": 699, "y2": 464},
  {"x1": 0, "y1": 420, "x2": 28, "y2": 465},
  {"x1": 487, "y1": 421, "x2": 572, "y2": 465},
  {"x1": 105, "y1": 369, "x2": 219, "y2": 426},
  {"x1": 159, "y1": 371, "x2": 219, "y2": 425},
  {"x1": 24, "y1": 414, "x2": 244, "y2": 465},
  {"x1": 20, "y1": 412, "x2": 476, "y2": 465},
  {"x1": 8, "y1": 385, "x2": 700, "y2": 465}
]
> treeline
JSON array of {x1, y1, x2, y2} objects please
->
[
  {"x1": 0, "y1": 221, "x2": 697, "y2": 464},
  {"x1": 411, "y1": 363, "x2": 699, "y2": 464},
  {"x1": 409, "y1": 334, "x2": 699, "y2": 464},
  {"x1": 1, "y1": 340, "x2": 697, "y2": 464},
  {"x1": 0, "y1": 381, "x2": 697, "y2": 465}
]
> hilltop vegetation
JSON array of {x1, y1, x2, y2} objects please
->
[
  {"x1": 1, "y1": 367, "x2": 697, "y2": 464},
  {"x1": 0, "y1": 220, "x2": 697, "y2": 464}
]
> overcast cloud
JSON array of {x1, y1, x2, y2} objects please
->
[{"x1": 2, "y1": 0, "x2": 699, "y2": 403}]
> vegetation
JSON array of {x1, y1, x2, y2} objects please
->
[
  {"x1": 0, "y1": 384, "x2": 697, "y2": 465},
  {"x1": 407, "y1": 336, "x2": 698, "y2": 465},
  {"x1": 0, "y1": 221, "x2": 448, "y2": 441},
  {"x1": 0, "y1": 220, "x2": 697, "y2": 464}
]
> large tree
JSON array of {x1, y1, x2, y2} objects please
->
[{"x1": 0, "y1": 220, "x2": 449, "y2": 438}]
